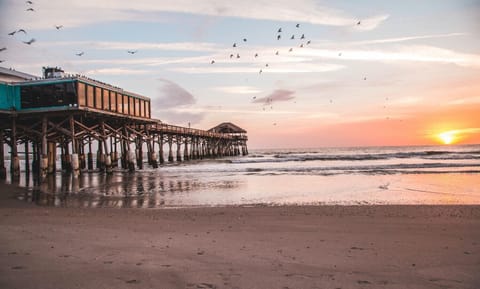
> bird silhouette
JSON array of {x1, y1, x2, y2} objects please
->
[
  {"x1": 296, "y1": 23, "x2": 300, "y2": 28},
  {"x1": 0, "y1": 47, "x2": 6, "y2": 52},
  {"x1": 306, "y1": 40, "x2": 311, "y2": 45},
  {"x1": 254, "y1": 53, "x2": 258, "y2": 58},
  {"x1": 338, "y1": 52, "x2": 342, "y2": 56},
  {"x1": 23, "y1": 38, "x2": 35, "y2": 45},
  {"x1": 300, "y1": 34, "x2": 305, "y2": 39},
  {"x1": 76, "y1": 52, "x2": 84, "y2": 56},
  {"x1": 273, "y1": 122, "x2": 277, "y2": 126},
  {"x1": 290, "y1": 35, "x2": 295, "y2": 40},
  {"x1": 17, "y1": 29, "x2": 27, "y2": 34},
  {"x1": 277, "y1": 28, "x2": 282, "y2": 33},
  {"x1": 26, "y1": 0, "x2": 33, "y2": 4},
  {"x1": 259, "y1": 69, "x2": 262, "y2": 74},
  {"x1": 229, "y1": 54, "x2": 234, "y2": 58},
  {"x1": 26, "y1": 8, "x2": 34, "y2": 11},
  {"x1": 55, "y1": 25, "x2": 63, "y2": 30},
  {"x1": 275, "y1": 51, "x2": 279, "y2": 55},
  {"x1": 265, "y1": 63, "x2": 269, "y2": 67},
  {"x1": 243, "y1": 38, "x2": 247, "y2": 42},
  {"x1": 233, "y1": 43, "x2": 237, "y2": 47},
  {"x1": 289, "y1": 48, "x2": 293, "y2": 52},
  {"x1": 363, "y1": 77, "x2": 367, "y2": 80},
  {"x1": 210, "y1": 60, "x2": 215, "y2": 64},
  {"x1": 8, "y1": 30, "x2": 16, "y2": 36},
  {"x1": 277, "y1": 34, "x2": 281, "y2": 40},
  {"x1": 236, "y1": 53, "x2": 240, "y2": 59},
  {"x1": 127, "y1": 50, "x2": 138, "y2": 54},
  {"x1": 357, "y1": 21, "x2": 361, "y2": 25},
  {"x1": 252, "y1": 96, "x2": 256, "y2": 99},
  {"x1": 0, "y1": 60, "x2": 5, "y2": 63},
  {"x1": 300, "y1": 44, "x2": 304, "y2": 48}
]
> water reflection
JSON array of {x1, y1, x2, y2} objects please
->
[{"x1": 16, "y1": 171, "x2": 243, "y2": 208}]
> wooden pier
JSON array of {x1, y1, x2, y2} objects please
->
[{"x1": 0, "y1": 67, "x2": 248, "y2": 182}]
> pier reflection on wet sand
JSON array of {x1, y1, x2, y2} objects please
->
[{"x1": 16, "y1": 171, "x2": 242, "y2": 209}]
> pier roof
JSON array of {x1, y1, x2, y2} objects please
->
[{"x1": 209, "y1": 122, "x2": 247, "y2": 134}]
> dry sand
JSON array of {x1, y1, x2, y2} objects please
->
[{"x1": 1, "y1": 182, "x2": 479, "y2": 289}]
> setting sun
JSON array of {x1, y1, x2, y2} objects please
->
[{"x1": 438, "y1": 131, "x2": 456, "y2": 145}]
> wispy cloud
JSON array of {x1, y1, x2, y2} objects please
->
[
  {"x1": 155, "y1": 78, "x2": 197, "y2": 108},
  {"x1": 253, "y1": 89, "x2": 295, "y2": 104},
  {"x1": 1, "y1": 0, "x2": 388, "y2": 30},
  {"x1": 170, "y1": 63, "x2": 345, "y2": 74},
  {"x1": 349, "y1": 32, "x2": 468, "y2": 45},
  {"x1": 213, "y1": 86, "x2": 262, "y2": 94}
]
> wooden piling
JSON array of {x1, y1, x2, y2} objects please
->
[
  {"x1": 10, "y1": 117, "x2": 20, "y2": 180},
  {"x1": 0, "y1": 129, "x2": 6, "y2": 179}
]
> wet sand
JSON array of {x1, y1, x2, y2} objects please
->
[{"x1": 1, "y1": 182, "x2": 479, "y2": 289}]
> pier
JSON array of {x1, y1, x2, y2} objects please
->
[{"x1": 0, "y1": 67, "x2": 248, "y2": 182}]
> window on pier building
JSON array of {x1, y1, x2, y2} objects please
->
[
  {"x1": 87, "y1": 85, "x2": 94, "y2": 108},
  {"x1": 110, "y1": 91, "x2": 116, "y2": 112},
  {"x1": 123, "y1": 94, "x2": 129, "y2": 115},
  {"x1": 145, "y1": 101, "x2": 150, "y2": 118},
  {"x1": 95, "y1": 87, "x2": 102, "y2": 109},
  {"x1": 103, "y1": 89, "x2": 110, "y2": 111},
  {"x1": 117, "y1": 94, "x2": 123, "y2": 113},
  {"x1": 140, "y1": 100, "x2": 145, "y2": 118},
  {"x1": 129, "y1": 96, "x2": 134, "y2": 116},
  {"x1": 135, "y1": 98, "x2": 140, "y2": 117},
  {"x1": 77, "y1": 82, "x2": 86, "y2": 107},
  {"x1": 20, "y1": 82, "x2": 76, "y2": 109}
]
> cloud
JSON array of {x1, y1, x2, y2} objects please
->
[
  {"x1": 153, "y1": 109, "x2": 205, "y2": 126},
  {"x1": 155, "y1": 79, "x2": 196, "y2": 108},
  {"x1": 171, "y1": 63, "x2": 345, "y2": 74},
  {"x1": 213, "y1": 86, "x2": 262, "y2": 94},
  {"x1": 349, "y1": 33, "x2": 468, "y2": 46},
  {"x1": 1, "y1": 0, "x2": 388, "y2": 30},
  {"x1": 297, "y1": 44, "x2": 480, "y2": 68},
  {"x1": 253, "y1": 89, "x2": 295, "y2": 104}
]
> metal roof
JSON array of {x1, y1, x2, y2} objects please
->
[{"x1": 0, "y1": 66, "x2": 38, "y2": 82}]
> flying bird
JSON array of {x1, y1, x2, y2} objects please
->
[
  {"x1": 296, "y1": 23, "x2": 300, "y2": 28},
  {"x1": 243, "y1": 38, "x2": 247, "y2": 42},
  {"x1": 252, "y1": 96, "x2": 256, "y2": 99},
  {"x1": 289, "y1": 48, "x2": 293, "y2": 52},
  {"x1": 230, "y1": 54, "x2": 234, "y2": 58},
  {"x1": 259, "y1": 69, "x2": 262, "y2": 74},
  {"x1": 0, "y1": 47, "x2": 7, "y2": 52},
  {"x1": 55, "y1": 25, "x2": 63, "y2": 30},
  {"x1": 275, "y1": 51, "x2": 279, "y2": 55},
  {"x1": 277, "y1": 34, "x2": 281, "y2": 40},
  {"x1": 363, "y1": 77, "x2": 367, "y2": 80},
  {"x1": 76, "y1": 52, "x2": 84, "y2": 56},
  {"x1": 26, "y1": 0, "x2": 33, "y2": 4},
  {"x1": 357, "y1": 21, "x2": 361, "y2": 25},
  {"x1": 233, "y1": 43, "x2": 237, "y2": 47},
  {"x1": 17, "y1": 29, "x2": 27, "y2": 34},
  {"x1": 265, "y1": 63, "x2": 269, "y2": 67},
  {"x1": 210, "y1": 60, "x2": 215, "y2": 64},
  {"x1": 306, "y1": 40, "x2": 311, "y2": 45},
  {"x1": 300, "y1": 44, "x2": 304, "y2": 48},
  {"x1": 254, "y1": 53, "x2": 258, "y2": 58},
  {"x1": 8, "y1": 30, "x2": 16, "y2": 36},
  {"x1": 236, "y1": 53, "x2": 240, "y2": 59},
  {"x1": 300, "y1": 34, "x2": 305, "y2": 39},
  {"x1": 338, "y1": 52, "x2": 342, "y2": 56},
  {"x1": 23, "y1": 38, "x2": 36, "y2": 45},
  {"x1": 290, "y1": 35, "x2": 295, "y2": 40},
  {"x1": 0, "y1": 60, "x2": 5, "y2": 63},
  {"x1": 127, "y1": 50, "x2": 138, "y2": 54},
  {"x1": 26, "y1": 8, "x2": 35, "y2": 11},
  {"x1": 277, "y1": 28, "x2": 282, "y2": 33}
]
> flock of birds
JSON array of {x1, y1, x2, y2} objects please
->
[
  {"x1": 0, "y1": 3, "x2": 382, "y2": 125},
  {"x1": 0, "y1": 1, "x2": 138, "y2": 63}
]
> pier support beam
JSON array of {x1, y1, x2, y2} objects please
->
[
  {"x1": 87, "y1": 137, "x2": 94, "y2": 170},
  {"x1": 0, "y1": 129, "x2": 6, "y2": 179},
  {"x1": 183, "y1": 138, "x2": 189, "y2": 161},
  {"x1": 10, "y1": 118, "x2": 20, "y2": 180},
  {"x1": 176, "y1": 138, "x2": 182, "y2": 162},
  {"x1": 47, "y1": 142, "x2": 56, "y2": 174},
  {"x1": 158, "y1": 135, "x2": 164, "y2": 165},
  {"x1": 168, "y1": 136, "x2": 174, "y2": 162}
]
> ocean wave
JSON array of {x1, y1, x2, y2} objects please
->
[{"x1": 232, "y1": 150, "x2": 480, "y2": 164}]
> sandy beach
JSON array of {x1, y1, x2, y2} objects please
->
[{"x1": 1, "y1": 182, "x2": 479, "y2": 289}]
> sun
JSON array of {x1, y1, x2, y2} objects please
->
[{"x1": 438, "y1": 131, "x2": 456, "y2": 145}]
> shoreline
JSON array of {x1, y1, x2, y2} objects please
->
[{"x1": 1, "y1": 182, "x2": 479, "y2": 289}]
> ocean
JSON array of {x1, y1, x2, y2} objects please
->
[{"x1": 9, "y1": 144, "x2": 480, "y2": 208}]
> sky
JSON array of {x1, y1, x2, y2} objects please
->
[{"x1": 0, "y1": 0, "x2": 479, "y2": 149}]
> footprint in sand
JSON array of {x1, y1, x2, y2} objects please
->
[
  {"x1": 11, "y1": 266, "x2": 24, "y2": 270},
  {"x1": 125, "y1": 279, "x2": 140, "y2": 284}
]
